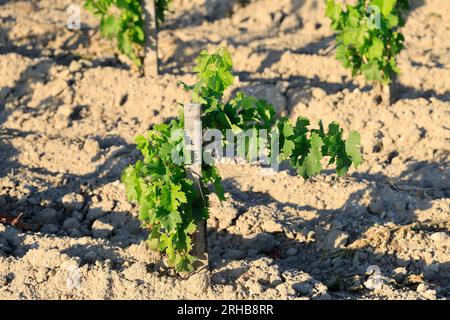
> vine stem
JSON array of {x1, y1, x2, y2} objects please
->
[
  {"x1": 375, "y1": 73, "x2": 397, "y2": 106},
  {"x1": 143, "y1": 0, "x2": 159, "y2": 77},
  {"x1": 184, "y1": 103, "x2": 209, "y2": 272}
]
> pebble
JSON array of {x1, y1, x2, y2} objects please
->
[
  {"x1": 60, "y1": 258, "x2": 80, "y2": 271},
  {"x1": 0, "y1": 273, "x2": 8, "y2": 286},
  {"x1": 262, "y1": 221, "x2": 284, "y2": 233},
  {"x1": 72, "y1": 211, "x2": 84, "y2": 222},
  {"x1": 83, "y1": 138, "x2": 100, "y2": 155},
  {"x1": 25, "y1": 248, "x2": 62, "y2": 269},
  {"x1": 86, "y1": 208, "x2": 105, "y2": 221},
  {"x1": 311, "y1": 87, "x2": 327, "y2": 100},
  {"x1": 247, "y1": 249, "x2": 258, "y2": 258},
  {"x1": 275, "y1": 282, "x2": 296, "y2": 297},
  {"x1": 369, "y1": 198, "x2": 384, "y2": 215},
  {"x1": 34, "y1": 208, "x2": 57, "y2": 224},
  {"x1": 63, "y1": 217, "x2": 80, "y2": 230},
  {"x1": 222, "y1": 249, "x2": 245, "y2": 260},
  {"x1": 56, "y1": 104, "x2": 73, "y2": 118},
  {"x1": 68, "y1": 60, "x2": 82, "y2": 73},
  {"x1": 186, "y1": 272, "x2": 210, "y2": 294},
  {"x1": 83, "y1": 250, "x2": 98, "y2": 263},
  {"x1": 286, "y1": 247, "x2": 298, "y2": 256},
  {"x1": 422, "y1": 289, "x2": 437, "y2": 300},
  {"x1": 241, "y1": 232, "x2": 277, "y2": 253},
  {"x1": 430, "y1": 232, "x2": 448, "y2": 243},
  {"x1": 0, "y1": 237, "x2": 10, "y2": 251},
  {"x1": 364, "y1": 275, "x2": 388, "y2": 290},
  {"x1": 321, "y1": 230, "x2": 349, "y2": 250},
  {"x1": 91, "y1": 219, "x2": 114, "y2": 238},
  {"x1": 123, "y1": 262, "x2": 147, "y2": 281},
  {"x1": 40, "y1": 224, "x2": 59, "y2": 234},
  {"x1": 292, "y1": 282, "x2": 313, "y2": 295},
  {"x1": 61, "y1": 193, "x2": 85, "y2": 211},
  {"x1": 416, "y1": 283, "x2": 428, "y2": 292}
]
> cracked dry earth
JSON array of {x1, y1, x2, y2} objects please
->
[{"x1": 0, "y1": 0, "x2": 449, "y2": 299}]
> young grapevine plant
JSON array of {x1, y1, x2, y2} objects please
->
[
  {"x1": 122, "y1": 48, "x2": 363, "y2": 273},
  {"x1": 326, "y1": 0, "x2": 409, "y2": 84},
  {"x1": 84, "y1": 0, "x2": 172, "y2": 67}
]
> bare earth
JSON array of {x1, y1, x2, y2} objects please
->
[{"x1": 0, "y1": 0, "x2": 449, "y2": 300}]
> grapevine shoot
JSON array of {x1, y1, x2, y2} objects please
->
[
  {"x1": 326, "y1": 0, "x2": 409, "y2": 103},
  {"x1": 122, "y1": 48, "x2": 363, "y2": 273}
]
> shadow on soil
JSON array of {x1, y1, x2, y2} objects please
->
[{"x1": 210, "y1": 158, "x2": 449, "y2": 297}]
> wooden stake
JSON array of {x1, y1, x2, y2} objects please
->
[
  {"x1": 183, "y1": 103, "x2": 209, "y2": 271},
  {"x1": 142, "y1": 0, "x2": 158, "y2": 77},
  {"x1": 375, "y1": 74, "x2": 397, "y2": 106}
]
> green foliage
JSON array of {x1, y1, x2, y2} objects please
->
[
  {"x1": 124, "y1": 48, "x2": 363, "y2": 273},
  {"x1": 84, "y1": 0, "x2": 172, "y2": 67},
  {"x1": 155, "y1": 0, "x2": 172, "y2": 25},
  {"x1": 122, "y1": 121, "x2": 224, "y2": 272},
  {"x1": 185, "y1": 48, "x2": 362, "y2": 178},
  {"x1": 326, "y1": 0, "x2": 409, "y2": 84}
]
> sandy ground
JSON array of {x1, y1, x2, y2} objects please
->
[{"x1": 0, "y1": 0, "x2": 449, "y2": 300}]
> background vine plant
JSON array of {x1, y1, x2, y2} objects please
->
[
  {"x1": 84, "y1": 0, "x2": 172, "y2": 67},
  {"x1": 326, "y1": 0, "x2": 409, "y2": 103}
]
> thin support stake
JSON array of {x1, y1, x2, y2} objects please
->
[
  {"x1": 184, "y1": 103, "x2": 209, "y2": 271},
  {"x1": 143, "y1": 0, "x2": 158, "y2": 77}
]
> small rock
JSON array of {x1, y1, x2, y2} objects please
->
[
  {"x1": 72, "y1": 211, "x2": 84, "y2": 222},
  {"x1": 311, "y1": 87, "x2": 327, "y2": 100},
  {"x1": 392, "y1": 267, "x2": 407, "y2": 283},
  {"x1": 0, "y1": 273, "x2": 8, "y2": 286},
  {"x1": 68, "y1": 60, "x2": 82, "y2": 73},
  {"x1": 292, "y1": 282, "x2": 313, "y2": 295},
  {"x1": 396, "y1": 257, "x2": 410, "y2": 267},
  {"x1": 262, "y1": 221, "x2": 283, "y2": 233},
  {"x1": 314, "y1": 293, "x2": 331, "y2": 300},
  {"x1": 222, "y1": 249, "x2": 245, "y2": 260},
  {"x1": 364, "y1": 275, "x2": 388, "y2": 290},
  {"x1": 393, "y1": 201, "x2": 406, "y2": 214},
  {"x1": 369, "y1": 198, "x2": 384, "y2": 215},
  {"x1": 123, "y1": 262, "x2": 147, "y2": 281},
  {"x1": 91, "y1": 219, "x2": 114, "y2": 238},
  {"x1": 40, "y1": 224, "x2": 59, "y2": 234},
  {"x1": 286, "y1": 247, "x2": 298, "y2": 256},
  {"x1": 430, "y1": 232, "x2": 448, "y2": 243},
  {"x1": 56, "y1": 104, "x2": 73, "y2": 118},
  {"x1": 246, "y1": 281, "x2": 264, "y2": 294},
  {"x1": 0, "y1": 237, "x2": 9, "y2": 251},
  {"x1": 60, "y1": 258, "x2": 80, "y2": 270},
  {"x1": 25, "y1": 248, "x2": 63, "y2": 269},
  {"x1": 422, "y1": 289, "x2": 437, "y2": 300},
  {"x1": 83, "y1": 138, "x2": 100, "y2": 155},
  {"x1": 416, "y1": 283, "x2": 428, "y2": 292},
  {"x1": 61, "y1": 193, "x2": 85, "y2": 211},
  {"x1": 63, "y1": 217, "x2": 80, "y2": 230},
  {"x1": 13, "y1": 248, "x2": 25, "y2": 256},
  {"x1": 241, "y1": 232, "x2": 277, "y2": 254},
  {"x1": 83, "y1": 250, "x2": 98, "y2": 263},
  {"x1": 86, "y1": 208, "x2": 105, "y2": 221},
  {"x1": 34, "y1": 208, "x2": 57, "y2": 224},
  {"x1": 186, "y1": 272, "x2": 210, "y2": 294},
  {"x1": 424, "y1": 263, "x2": 439, "y2": 273},
  {"x1": 320, "y1": 230, "x2": 349, "y2": 251},
  {"x1": 275, "y1": 282, "x2": 296, "y2": 297},
  {"x1": 247, "y1": 249, "x2": 258, "y2": 258}
]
